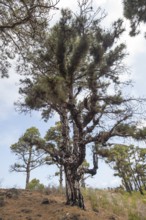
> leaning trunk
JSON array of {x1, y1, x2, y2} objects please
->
[{"x1": 64, "y1": 166, "x2": 85, "y2": 209}]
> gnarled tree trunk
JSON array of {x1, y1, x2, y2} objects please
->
[{"x1": 64, "y1": 166, "x2": 85, "y2": 209}]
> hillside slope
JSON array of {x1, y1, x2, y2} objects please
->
[{"x1": 0, "y1": 188, "x2": 146, "y2": 220}]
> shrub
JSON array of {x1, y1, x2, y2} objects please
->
[{"x1": 27, "y1": 178, "x2": 45, "y2": 190}]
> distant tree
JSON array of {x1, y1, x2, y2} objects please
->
[
  {"x1": 45, "y1": 122, "x2": 64, "y2": 191},
  {"x1": 0, "y1": 0, "x2": 59, "y2": 77},
  {"x1": 98, "y1": 144, "x2": 133, "y2": 192},
  {"x1": 123, "y1": 0, "x2": 146, "y2": 36},
  {"x1": 102, "y1": 144, "x2": 146, "y2": 194},
  {"x1": 132, "y1": 127, "x2": 146, "y2": 191},
  {"x1": 10, "y1": 127, "x2": 46, "y2": 189},
  {"x1": 16, "y1": 0, "x2": 143, "y2": 208}
]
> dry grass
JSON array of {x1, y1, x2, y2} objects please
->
[
  {"x1": 82, "y1": 188, "x2": 146, "y2": 220},
  {"x1": 0, "y1": 187, "x2": 146, "y2": 220}
]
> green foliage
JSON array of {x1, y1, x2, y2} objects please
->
[
  {"x1": 44, "y1": 121, "x2": 63, "y2": 162},
  {"x1": 45, "y1": 122, "x2": 64, "y2": 189},
  {"x1": 123, "y1": 0, "x2": 146, "y2": 36},
  {"x1": 45, "y1": 122, "x2": 62, "y2": 145},
  {"x1": 104, "y1": 144, "x2": 146, "y2": 194},
  {"x1": 10, "y1": 127, "x2": 46, "y2": 172},
  {"x1": 116, "y1": 124, "x2": 136, "y2": 137},
  {"x1": 17, "y1": 6, "x2": 130, "y2": 123},
  {"x1": 134, "y1": 127, "x2": 146, "y2": 140},
  {"x1": 27, "y1": 178, "x2": 45, "y2": 191},
  {"x1": 25, "y1": 75, "x2": 68, "y2": 111}
]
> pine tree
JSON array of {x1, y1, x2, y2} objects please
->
[
  {"x1": 10, "y1": 127, "x2": 46, "y2": 189},
  {"x1": 16, "y1": 1, "x2": 143, "y2": 208},
  {"x1": 104, "y1": 144, "x2": 146, "y2": 194}
]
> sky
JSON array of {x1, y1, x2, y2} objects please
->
[{"x1": 1, "y1": 0, "x2": 146, "y2": 189}]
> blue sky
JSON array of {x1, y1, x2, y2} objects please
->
[{"x1": 1, "y1": 0, "x2": 146, "y2": 189}]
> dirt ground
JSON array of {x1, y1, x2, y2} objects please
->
[{"x1": 0, "y1": 188, "x2": 122, "y2": 220}]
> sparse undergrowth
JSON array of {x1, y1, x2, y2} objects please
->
[
  {"x1": 0, "y1": 187, "x2": 146, "y2": 220},
  {"x1": 82, "y1": 188, "x2": 146, "y2": 220}
]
